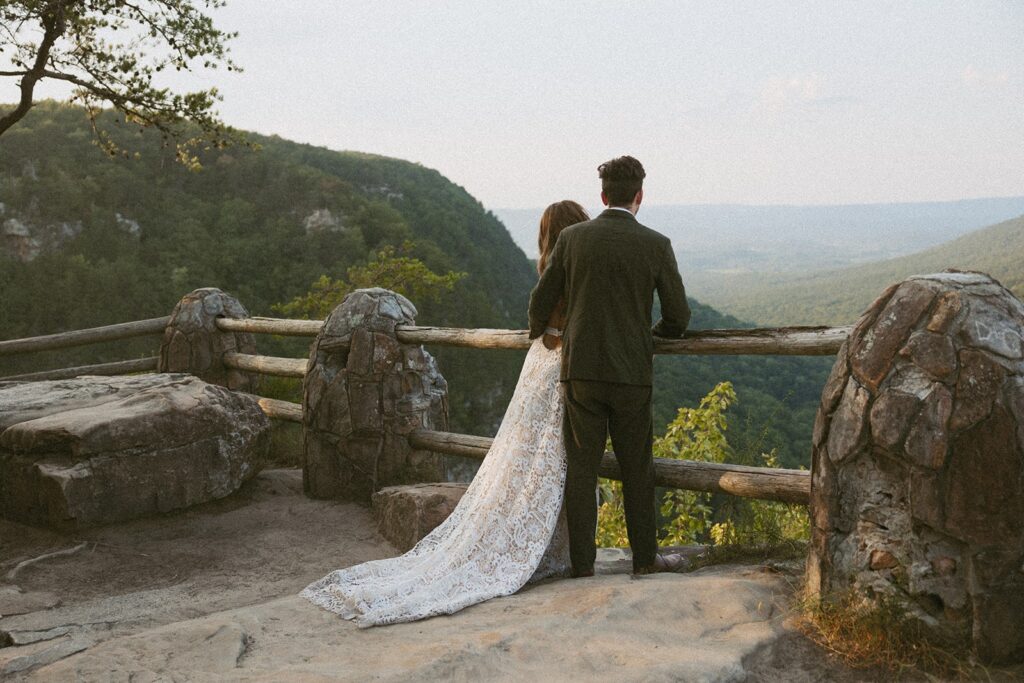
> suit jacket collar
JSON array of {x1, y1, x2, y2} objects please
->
[{"x1": 598, "y1": 208, "x2": 638, "y2": 222}]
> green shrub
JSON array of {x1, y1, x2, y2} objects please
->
[{"x1": 597, "y1": 381, "x2": 809, "y2": 549}]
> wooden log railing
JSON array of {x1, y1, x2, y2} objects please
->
[
  {"x1": 214, "y1": 317, "x2": 851, "y2": 356},
  {"x1": 400, "y1": 324, "x2": 851, "y2": 355},
  {"x1": 0, "y1": 315, "x2": 849, "y2": 364},
  {"x1": 0, "y1": 357, "x2": 159, "y2": 383},
  {"x1": 1, "y1": 311, "x2": 830, "y2": 505},
  {"x1": 215, "y1": 317, "x2": 323, "y2": 337},
  {"x1": 234, "y1": 400, "x2": 811, "y2": 504},
  {"x1": 253, "y1": 396, "x2": 303, "y2": 423},
  {"x1": 409, "y1": 429, "x2": 810, "y2": 505},
  {"x1": 0, "y1": 316, "x2": 169, "y2": 356},
  {"x1": 222, "y1": 352, "x2": 307, "y2": 378}
]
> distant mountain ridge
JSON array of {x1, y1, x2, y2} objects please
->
[
  {"x1": 695, "y1": 214, "x2": 1024, "y2": 326},
  {"x1": 496, "y1": 197, "x2": 1024, "y2": 281}
]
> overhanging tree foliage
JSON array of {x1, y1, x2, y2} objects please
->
[{"x1": 0, "y1": 0, "x2": 241, "y2": 166}]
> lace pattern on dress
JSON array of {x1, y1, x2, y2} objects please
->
[{"x1": 301, "y1": 338, "x2": 570, "y2": 627}]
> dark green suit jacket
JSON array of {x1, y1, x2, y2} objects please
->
[{"x1": 528, "y1": 208, "x2": 691, "y2": 386}]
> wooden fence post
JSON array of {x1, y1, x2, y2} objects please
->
[
  {"x1": 303, "y1": 288, "x2": 448, "y2": 501},
  {"x1": 158, "y1": 288, "x2": 258, "y2": 391}
]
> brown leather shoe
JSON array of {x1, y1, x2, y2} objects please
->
[
  {"x1": 571, "y1": 567, "x2": 595, "y2": 578},
  {"x1": 633, "y1": 552, "x2": 689, "y2": 575}
]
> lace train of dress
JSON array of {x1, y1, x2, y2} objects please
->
[{"x1": 301, "y1": 338, "x2": 570, "y2": 627}]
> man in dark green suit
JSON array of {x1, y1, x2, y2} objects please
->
[{"x1": 528, "y1": 156, "x2": 691, "y2": 576}]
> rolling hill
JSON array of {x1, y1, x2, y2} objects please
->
[{"x1": 696, "y1": 214, "x2": 1024, "y2": 326}]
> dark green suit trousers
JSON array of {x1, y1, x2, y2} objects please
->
[{"x1": 563, "y1": 380, "x2": 656, "y2": 572}]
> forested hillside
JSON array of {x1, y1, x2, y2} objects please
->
[
  {"x1": 0, "y1": 102, "x2": 533, "y2": 433},
  {"x1": 0, "y1": 103, "x2": 827, "y2": 467},
  {"x1": 697, "y1": 214, "x2": 1024, "y2": 326}
]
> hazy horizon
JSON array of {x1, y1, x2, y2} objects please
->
[
  {"x1": 492, "y1": 193, "x2": 1024, "y2": 212},
  {"x1": 9, "y1": 1, "x2": 1021, "y2": 211},
  {"x1": 494, "y1": 197, "x2": 1024, "y2": 278}
]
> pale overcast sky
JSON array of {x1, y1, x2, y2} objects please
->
[{"x1": 21, "y1": 1, "x2": 1024, "y2": 209}]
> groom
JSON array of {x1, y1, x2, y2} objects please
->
[{"x1": 528, "y1": 156, "x2": 691, "y2": 576}]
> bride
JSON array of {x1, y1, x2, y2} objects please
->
[{"x1": 301, "y1": 200, "x2": 592, "y2": 627}]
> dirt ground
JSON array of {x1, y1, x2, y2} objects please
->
[
  {"x1": 0, "y1": 469, "x2": 1011, "y2": 681},
  {"x1": 0, "y1": 470, "x2": 394, "y2": 645}
]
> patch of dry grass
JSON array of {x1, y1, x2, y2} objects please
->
[
  {"x1": 683, "y1": 543, "x2": 1016, "y2": 680},
  {"x1": 798, "y1": 590, "x2": 998, "y2": 681}
]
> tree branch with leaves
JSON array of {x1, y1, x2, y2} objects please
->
[{"x1": 0, "y1": 0, "x2": 243, "y2": 167}]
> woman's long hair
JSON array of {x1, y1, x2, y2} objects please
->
[{"x1": 537, "y1": 200, "x2": 589, "y2": 274}]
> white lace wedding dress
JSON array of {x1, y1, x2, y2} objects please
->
[{"x1": 301, "y1": 338, "x2": 571, "y2": 627}]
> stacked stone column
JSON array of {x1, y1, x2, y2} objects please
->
[
  {"x1": 302, "y1": 288, "x2": 447, "y2": 501},
  {"x1": 158, "y1": 287, "x2": 258, "y2": 392},
  {"x1": 808, "y1": 271, "x2": 1024, "y2": 663}
]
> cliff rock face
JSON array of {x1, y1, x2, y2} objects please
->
[
  {"x1": 0, "y1": 374, "x2": 270, "y2": 529},
  {"x1": 808, "y1": 271, "x2": 1024, "y2": 663},
  {"x1": 0, "y1": 215, "x2": 84, "y2": 263},
  {"x1": 2, "y1": 217, "x2": 40, "y2": 262}
]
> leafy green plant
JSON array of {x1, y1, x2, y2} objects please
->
[
  {"x1": 597, "y1": 381, "x2": 809, "y2": 549},
  {"x1": 595, "y1": 479, "x2": 629, "y2": 548},
  {"x1": 656, "y1": 382, "x2": 733, "y2": 546}
]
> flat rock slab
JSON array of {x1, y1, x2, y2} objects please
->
[
  {"x1": 0, "y1": 374, "x2": 180, "y2": 430},
  {"x1": 0, "y1": 589, "x2": 60, "y2": 617},
  {"x1": 0, "y1": 374, "x2": 270, "y2": 529},
  {"x1": 372, "y1": 482, "x2": 469, "y2": 551},
  {"x1": 27, "y1": 567, "x2": 789, "y2": 682},
  {"x1": 0, "y1": 636, "x2": 92, "y2": 678}
]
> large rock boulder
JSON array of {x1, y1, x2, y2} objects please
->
[
  {"x1": 371, "y1": 483, "x2": 468, "y2": 551},
  {"x1": 303, "y1": 288, "x2": 447, "y2": 502},
  {"x1": 807, "y1": 271, "x2": 1024, "y2": 663},
  {"x1": 0, "y1": 374, "x2": 270, "y2": 529}
]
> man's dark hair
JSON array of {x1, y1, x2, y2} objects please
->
[{"x1": 598, "y1": 156, "x2": 646, "y2": 206}]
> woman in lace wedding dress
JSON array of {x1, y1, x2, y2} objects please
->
[{"x1": 301, "y1": 201, "x2": 591, "y2": 627}]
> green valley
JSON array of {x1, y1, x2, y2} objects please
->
[{"x1": 696, "y1": 214, "x2": 1024, "y2": 327}]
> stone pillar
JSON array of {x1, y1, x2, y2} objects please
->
[
  {"x1": 302, "y1": 288, "x2": 447, "y2": 501},
  {"x1": 807, "y1": 271, "x2": 1024, "y2": 663},
  {"x1": 158, "y1": 287, "x2": 258, "y2": 392}
]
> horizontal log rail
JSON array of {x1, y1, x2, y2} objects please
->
[
  {"x1": 215, "y1": 317, "x2": 324, "y2": 337},
  {"x1": 409, "y1": 429, "x2": 810, "y2": 505},
  {"x1": 0, "y1": 357, "x2": 159, "y2": 383},
  {"x1": 0, "y1": 316, "x2": 170, "y2": 357},
  {"x1": 398, "y1": 326, "x2": 530, "y2": 350},
  {"x1": 0, "y1": 316, "x2": 847, "y2": 389},
  {"x1": 214, "y1": 316, "x2": 851, "y2": 356},
  {"x1": 653, "y1": 325, "x2": 851, "y2": 356},
  {"x1": 253, "y1": 396, "x2": 303, "y2": 423},
  {"x1": 222, "y1": 352, "x2": 307, "y2": 378},
  {"x1": 400, "y1": 325, "x2": 851, "y2": 356}
]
